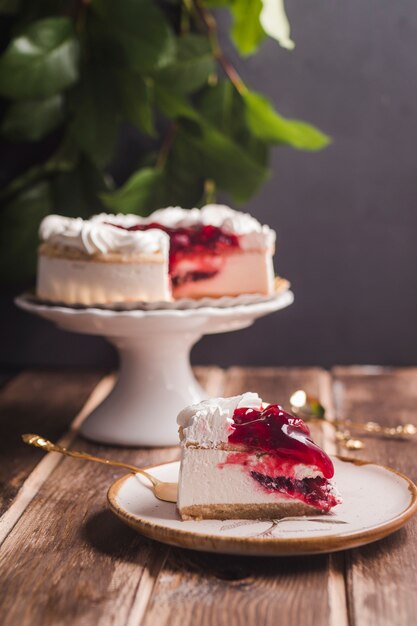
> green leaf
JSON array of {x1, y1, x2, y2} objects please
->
[
  {"x1": 162, "y1": 132, "x2": 205, "y2": 208},
  {"x1": 154, "y1": 84, "x2": 200, "y2": 122},
  {"x1": 260, "y1": 0, "x2": 295, "y2": 50},
  {"x1": 118, "y1": 72, "x2": 155, "y2": 136},
  {"x1": 92, "y1": 0, "x2": 176, "y2": 72},
  {"x1": 51, "y1": 156, "x2": 110, "y2": 216},
  {"x1": 156, "y1": 84, "x2": 268, "y2": 202},
  {"x1": 231, "y1": 0, "x2": 266, "y2": 56},
  {"x1": 243, "y1": 90, "x2": 331, "y2": 150},
  {"x1": 0, "y1": 0, "x2": 20, "y2": 14},
  {"x1": 101, "y1": 167, "x2": 164, "y2": 215},
  {"x1": 197, "y1": 81, "x2": 269, "y2": 167},
  {"x1": 0, "y1": 94, "x2": 64, "y2": 142},
  {"x1": 0, "y1": 134, "x2": 79, "y2": 203},
  {"x1": 0, "y1": 181, "x2": 52, "y2": 281},
  {"x1": 155, "y1": 34, "x2": 215, "y2": 94},
  {"x1": 181, "y1": 120, "x2": 268, "y2": 203},
  {"x1": 207, "y1": 0, "x2": 294, "y2": 51},
  {"x1": 197, "y1": 80, "x2": 242, "y2": 137},
  {"x1": 0, "y1": 17, "x2": 79, "y2": 100},
  {"x1": 204, "y1": 1, "x2": 232, "y2": 5},
  {"x1": 71, "y1": 64, "x2": 121, "y2": 168}
]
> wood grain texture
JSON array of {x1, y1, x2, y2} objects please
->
[
  {"x1": 332, "y1": 366, "x2": 417, "y2": 626},
  {"x1": 194, "y1": 366, "x2": 225, "y2": 397},
  {"x1": 0, "y1": 370, "x2": 17, "y2": 390},
  {"x1": 0, "y1": 366, "x2": 225, "y2": 626},
  {"x1": 0, "y1": 375, "x2": 115, "y2": 547},
  {"x1": 0, "y1": 369, "x2": 104, "y2": 517},
  {"x1": 142, "y1": 367, "x2": 340, "y2": 626},
  {"x1": 3, "y1": 365, "x2": 417, "y2": 626}
]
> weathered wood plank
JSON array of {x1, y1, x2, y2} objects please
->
[
  {"x1": 332, "y1": 366, "x2": 417, "y2": 626},
  {"x1": 141, "y1": 367, "x2": 348, "y2": 626},
  {"x1": 0, "y1": 366, "x2": 225, "y2": 626},
  {"x1": 194, "y1": 366, "x2": 225, "y2": 397},
  {"x1": 0, "y1": 375, "x2": 115, "y2": 546},
  {"x1": 0, "y1": 370, "x2": 17, "y2": 390},
  {"x1": 0, "y1": 369, "x2": 104, "y2": 517}
]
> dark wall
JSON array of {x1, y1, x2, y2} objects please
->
[{"x1": 2, "y1": 0, "x2": 417, "y2": 368}]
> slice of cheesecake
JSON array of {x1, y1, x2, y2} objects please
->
[
  {"x1": 177, "y1": 394, "x2": 341, "y2": 520},
  {"x1": 36, "y1": 205, "x2": 276, "y2": 305}
]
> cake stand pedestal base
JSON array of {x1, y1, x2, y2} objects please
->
[
  {"x1": 16, "y1": 291, "x2": 293, "y2": 446},
  {"x1": 81, "y1": 332, "x2": 206, "y2": 446}
]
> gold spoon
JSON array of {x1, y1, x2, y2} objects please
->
[
  {"x1": 22, "y1": 434, "x2": 178, "y2": 503},
  {"x1": 289, "y1": 390, "x2": 417, "y2": 450}
]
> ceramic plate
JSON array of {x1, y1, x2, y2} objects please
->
[{"x1": 108, "y1": 456, "x2": 417, "y2": 556}]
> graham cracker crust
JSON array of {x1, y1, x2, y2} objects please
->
[
  {"x1": 39, "y1": 243, "x2": 164, "y2": 264},
  {"x1": 179, "y1": 502, "x2": 324, "y2": 521}
]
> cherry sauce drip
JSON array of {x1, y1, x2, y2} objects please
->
[
  {"x1": 125, "y1": 223, "x2": 239, "y2": 271},
  {"x1": 108, "y1": 222, "x2": 240, "y2": 283},
  {"x1": 228, "y1": 404, "x2": 334, "y2": 479}
]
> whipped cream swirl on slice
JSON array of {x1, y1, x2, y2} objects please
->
[
  {"x1": 39, "y1": 215, "x2": 169, "y2": 256},
  {"x1": 177, "y1": 392, "x2": 263, "y2": 448}
]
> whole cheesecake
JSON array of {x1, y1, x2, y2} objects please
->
[
  {"x1": 177, "y1": 393, "x2": 342, "y2": 520},
  {"x1": 37, "y1": 205, "x2": 276, "y2": 305}
]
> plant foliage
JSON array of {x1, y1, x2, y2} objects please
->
[{"x1": 0, "y1": 0, "x2": 329, "y2": 280}]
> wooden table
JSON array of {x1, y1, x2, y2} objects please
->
[{"x1": 1, "y1": 366, "x2": 417, "y2": 626}]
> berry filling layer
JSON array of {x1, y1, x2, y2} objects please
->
[
  {"x1": 112, "y1": 222, "x2": 240, "y2": 286},
  {"x1": 221, "y1": 405, "x2": 339, "y2": 511},
  {"x1": 250, "y1": 472, "x2": 339, "y2": 511}
]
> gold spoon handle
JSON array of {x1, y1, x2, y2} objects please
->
[
  {"x1": 290, "y1": 390, "x2": 417, "y2": 440},
  {"x1": 335, "y1": 418, "x2": 417, "y2": 437},
  {"x1": 309, "y1": 417, "x2": 417, "y2": 438},
  {"x1": 22, "y1": 434, "x2": 159, "y2": 487}
]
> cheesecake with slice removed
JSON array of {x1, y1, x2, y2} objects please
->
[
  {"x1": 176, "y1": 393, "x2": 342, "y2": 520},
  {"x1": 37, "y1": 205, "x2": 276, "y2": 305}
]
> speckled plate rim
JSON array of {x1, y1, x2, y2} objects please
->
[{"x1": 107, "y1": 456, "x2": 417, "y2": 556}]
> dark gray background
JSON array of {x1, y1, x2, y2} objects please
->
[{"x1": 2, "y1": 0, "x2": 417, "y2": 369}]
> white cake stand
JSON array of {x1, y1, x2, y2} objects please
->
[{"x1": 16, "y1": 291, "x2": 293, "y2": 447}]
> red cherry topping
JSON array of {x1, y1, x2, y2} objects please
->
[
  {"x1": 107, "y1": 221, "x2": 240, "y2": 285},
  {"x1": 229, "y1": 404, "x2": 334, "y2": 479}
]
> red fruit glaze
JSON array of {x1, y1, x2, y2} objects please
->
[
  {"x1": 228, "y1": 404, "x2": 334, "y2": 479},
  {"x1": 109, "y1": 221, "x2": 240, "y2": 285},
  {"x1": 134, "y1": 223, "x2": 240, "y2": 259}
]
